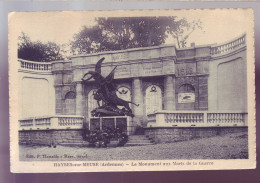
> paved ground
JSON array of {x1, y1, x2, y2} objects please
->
[{"x1": 20, "y1": 132, "x2": 248, "y2": 161}]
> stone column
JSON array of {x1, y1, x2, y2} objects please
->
[
  {"x1": 76, "y1": 82, "x2": 84, "y2": 116},
  {"x1": 54, "y1": 86, "x2": 63, "y2": 115},
  {"x1": 164, "y1": 75, "x2": 176, "y2": 110},
  {"x1": 132, "y1": 78, "x2": 144, "y2": 126}
]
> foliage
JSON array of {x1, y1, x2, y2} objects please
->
[
  {"x1": 71, "y1": 17, "x2": 203, "y2": 54},
  {"x1": 18, "y1": 32, "x2": 64, "y2": 62},
  {"x1": 85, "y1": 127, "x2": 128, "y2": 148},
  {"x1": 170, "y1": 19, "x2": 203, "y2": 48}
]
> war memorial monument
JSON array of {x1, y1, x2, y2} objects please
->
[{"x1": 18, "y1": 33, "x2": 248, "y2": 147}]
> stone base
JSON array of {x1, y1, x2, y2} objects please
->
[
  {"x1": 89, "y1": 116, "x2": 134, "y2": 135},
  {"x1": 145, "y1": 126, "x2": 248, "y2": 143},
  {"x1": 19, "y1": 129, "x2": 86, "y2": 146}
]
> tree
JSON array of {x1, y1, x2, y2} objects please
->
[
  {"x1": 18, "y1": 32, "x2": 64, "y2": 62},
  {"x1": 170, "y1": 19, "x2": 203, "y2": 48},
  {"x1": 71, "y1": 17, "x2": 202, "y2": 54}
]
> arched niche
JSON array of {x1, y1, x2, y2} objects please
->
[
  {"x1": 145, "y1": 85, "x2": 162, "y2": 115},
  {"x1": 116, "y1": 86, "x2": 131, "y2": 100},
  {"x1": 116, "y1": 86, "x2": 131, "y2": 109},
  {"x1": 177, "y1": 83, "x2": 195, "y2": 110},
  {"x1": 64, "y1": 91, "x2": 76, "y2": 115}
]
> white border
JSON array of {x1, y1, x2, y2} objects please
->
[{"x1": 9, "y1": 9, "x2": 256, "y2": 173}]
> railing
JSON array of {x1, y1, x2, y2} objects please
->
[
  {"x1": 19, "y1": 59, "x2": 52, "y2": 71},
  {"x1": 19, "y1": 115, "x2": 84, "y2": 130},
  {"x1": 207, "y1": 113, "x2": 245, "y2": 124},
  {"x1": 20, "y1": 119, "x2": 34, "y2": 127},
  {"x1": 58, "y1": 117, "x2": 84, "y2": 127},
  {"x1": 147, "y1": 110, "x2": 247, "y2": 127},
  {"x1": 165, "y1": 113, "x2": 204, "y2": 124},
  {"x1": 147, "y1": 114, "x2": 156, "y2": 123},
  {"x1": 210, "y1": 34, "x2": 246, "y2": 55}
]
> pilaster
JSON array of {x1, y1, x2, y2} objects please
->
[
  {"x1": 132, "y1": 78, "x2": 144, "y2": 126},
  {"x1": 164, "y1": 75, "x2": 176, "y2": 110},
  {"x1": 76, "y1": 82, "x2": 84, "y2": 116}
]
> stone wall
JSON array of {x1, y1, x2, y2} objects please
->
[
  {"x1": 208, "y1": 46, "x2": 247, "y2": 111},
  {"x1": 19, "y1": 129, "x2": 86, "y2": 146},
  {"x1": 19, "y1": 126, "x2": 248, "y2": 145},
  {"x1": 52, "y1": 61, "x2": 76, "y2": 115},
  {"x1": 198, "y1": 75, "x2": 209, "y2": 110},
  {"x1": 174, "y1": 46, "x2": 210, "y2": 111},
  {"x1": 49, "y1": 34, "x2": 247, "y2": 127},
  {"x1": 145, "y1": 127, "x2": 247, "y2": 143},
  {"x1": 18, "y1": 68, "x2": 55, "y2": 119},
  {"x1": 217, "y1": 58, "x2": 247, "y2": 111}
]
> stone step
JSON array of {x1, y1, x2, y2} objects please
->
[
  {"x1": 125, "y1": 135, "x2": 154, "y2": 146},
  {"x1": 134, "y1": 128, "x2": 145, "y2": 135},
  {"x1": 134, "y1": 133, "x2": 145, "y2": 135},
  {"x1": 128, "y1": 135, "x2": 149, "y2": 139},
  {"x1": 128, "y1": 137, "x2": 152, "y2": 141},
  {"x1": 70, "y1": 137, "x2": 85, "y2": 140},
  {"x1": 62, "y1": 139, "x2": 87, "y2": 143},
  {"x1": 59, "y1": 142, "x2": 90, "y2": 147},
  {"x1": 124, "y1": 143, "x2": 154, "y2": 147},
  {"x1": 127, "y1": 139, "x2": 152, "y2": 143}
]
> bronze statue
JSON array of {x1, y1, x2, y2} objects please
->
[{"x1": 82, "y1": 57, "x2": 138, "y2": 117}]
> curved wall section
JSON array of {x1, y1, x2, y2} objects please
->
[
  {"x1": 217, "y1": 58, "x2": 247, "y2": 111},
  {"x1": 21, "y1": 78, "x2": 49, "y2": 117},
  {"x1": 208, "y1": 39, "x2": 247, "y2": 112},
  {"x1": 18, "y1": 63, "x2": 55, "y2": 119}
]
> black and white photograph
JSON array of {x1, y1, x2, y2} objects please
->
[{"x1": 9, "y1": 9, "x2": 255, "y2": 172}]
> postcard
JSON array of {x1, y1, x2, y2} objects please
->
[{"x1": 9, "y1": 9, "x2": 256, "y2": 173}]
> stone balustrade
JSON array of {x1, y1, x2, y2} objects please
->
[
  {"x1": 147, "y1": 114, "x2": 156, "y2": 123},
  {"x1": 18, "y1": 34, "x2": 246, "y2": 75},
  {"x1": 210, "y1": 34, "x2": 246, "y2": 55},
  {"x1": 20, "y1": 119, "x2": 34, "y2": 128},
  {"x1": 19, "y1": 115, "x2": 84, "y2": 130},
  {"x1": 147, "y1": 110, "x2": 247, "y2": 127},
  {"x1": 165, "y1": 113, "x2": 204, "y2": 124},
  {"x1": 19, "y1": 59, "x2": 52, "y2": 71},
  {"x1": 207, "y1": 113, "x2": 245, "y2": 124}
]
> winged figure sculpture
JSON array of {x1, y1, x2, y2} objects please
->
[{"x1": 82, "y1": 57, "x2": 138, "y2": 117}]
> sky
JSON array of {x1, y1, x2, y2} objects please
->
[{"x1": 12, "y1": 9, "x2": 252, "y2": 53}]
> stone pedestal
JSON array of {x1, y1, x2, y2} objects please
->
[
  {"x1": 89, "y1": 116, "x2": 131, "y2": 135},
  {"x1": 132, "y1": 78, "x2": 144, "y2": 126},
  {"x1": 76, "y1": 82, "x2": 83, "y2": 115},
  {"x1": 164, "y1": 75, "x2": 176, "y2": 110}
]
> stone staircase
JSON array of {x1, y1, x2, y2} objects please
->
[
  {"x1": 125, "y1": 127, "x2": 154, "y2": 146},
  {"x1": 58, "y1": 136, "x2": 89, "y2": 147},
  {"x1": 125, "y1": 135, "x2": 154, "y2": 146},
  {"x1": 57, "y1": 128, "x2": 154, "y2": 147}
]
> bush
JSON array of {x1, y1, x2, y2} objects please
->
[{"x1": 84, "y1": 127, "x2": 128, "y2": 148}]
